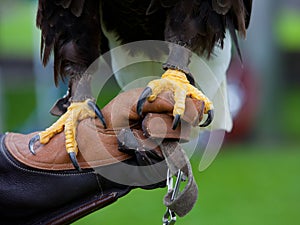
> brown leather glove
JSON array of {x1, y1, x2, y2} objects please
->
[
  {"x1": 1, "y1": 88, "x2": 204, "y2": 225},
  {"x1": 5, "y1": 88, "x2": 204, "y2": 171}
]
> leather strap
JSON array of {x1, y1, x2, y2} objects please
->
[
  {"x1": 142, "y1": 114, "x2": 199, "y2": 217},
  {"x1": 161, "y1": 141, "x2": 198, "y2": 217},
  {"x1": 117, "y1": 121, "x2": 198, "y2": 218}
]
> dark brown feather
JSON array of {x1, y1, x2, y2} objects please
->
[
  {"x1": 37, "y1": 0, "x2": 101, "y2": 85},
  {"x1": 146, "y1": 0, "x2": 180, "y2": 15},
  {"x1": 146, "y1": 0, "x2": 161, "y2": 15},
  {"x1": 37, "y1": 0, "x2": 252, "y2": 85},
  {"x1": 243, "y1": 0, "x2": 252, "y2": 29},
  {"x1": 212, "y1": 0, "x2": 232, "y2": 15},
  {"x1": 102, "y1": 0, "x2": 166, "y2": 46},
  {"x1": 164, "y1": 0, "x2": 252, "y2": 57},
  {"x1": 55, "y1": 0, "x2": 72, "y2": 9}
]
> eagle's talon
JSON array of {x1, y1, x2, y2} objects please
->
[
  {"x1": 172, "y1": 114, "x2": 181, "y2": 130},
  {"x1": 28, "y1": 99, "x2": 102, "y2": 170},
  {"x1": 137, "y1": 87, "x2": 153, "y2": 116},
  {"x1": 69, "y1": 152, "x2": 82, "y2": 172},
  {"x1": 88, "y1": 101, "x2": 107, "y2": 129},
  {"x1": 29, "y1": 134, "x2": 40, "y2": 155},
  {"x1": 200, "y1": 109, "x2": 214, "y2": 127},
  {"x1": 141, "y1": 69, "x2": 214, "y2": 129}
]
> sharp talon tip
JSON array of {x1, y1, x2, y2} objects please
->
[
  {"x1": 137, "y1": 87, "x2": 152, "y2": 116},
  {"x1": 88, "y1": 101, "x2": 107, "y2": 129},
  {"x1": 69, "y1": 152, "x2": 82, "y2": 172},
  {"x1": 200, "y1": 109, "x2": 214, "y2": 127},
  {"x1": 172, "y1": 114, "x2": 181, "y2": 130},
  {"x1": 28, "y1": 135, "x2": 40, "y2": 155}
]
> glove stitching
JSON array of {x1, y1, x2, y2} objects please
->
[{"x1": 1, "y1": 135, "x2": 95, "y2": 177}]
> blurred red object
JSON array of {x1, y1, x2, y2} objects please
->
[{"x1": 225, "y1": 58, "x2": 259, "y2": 141}]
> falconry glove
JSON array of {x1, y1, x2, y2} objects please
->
[{"x1": 0, "y1": 88, "x2": 204, "y2": 225}]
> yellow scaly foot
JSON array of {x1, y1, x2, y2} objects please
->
[
  {"x1": 137, "y1": 69, "x2": 214, "y2": 129},
  {"x1": 29, "y1": 99, "x2": 106, "y2": 171}
]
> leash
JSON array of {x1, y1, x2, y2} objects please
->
[
  {"x1": 160, "y1": 141, "x2": 198, "y2": 225},
  {"x1": 163, "y1": 169, "x2": 183, "y2": 225},
  {"x1": 117, "y1": 129, "x2": 198, "y2": 224}
]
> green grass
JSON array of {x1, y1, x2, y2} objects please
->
[
  {"x1": 280, "y1": 89, "x2": 300, "y2": 140},
  {"x1": 74, "y1": 145, "x2": 300, "y2": 225},
  {"x1": 0, "y1": 2, "x2": 35, "y2": 58},
  {"x1": 2, "y1": 80, "x2": 36, "y2": 132}
]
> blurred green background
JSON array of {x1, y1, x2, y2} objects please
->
[{"x1": 0, "y1": 1, "x2": 300, "y2": 225}]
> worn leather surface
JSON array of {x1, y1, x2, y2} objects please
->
[
  {"x1": 143, "y1": 113, "x2": 192, "y2": 141},
  {"x1": 5, "y1": 89, "x2": 203, "y2": 171},
  {"x1": 5, "y1": 121, "x2": 131, "y2": 170}
]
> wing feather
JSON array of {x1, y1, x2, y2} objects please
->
[
  {"x1": 36, "y1": 0, "x2": 101, "y2": 85},
  {"x1": 244, "y1": 0, "x2": 252, "y2": 29},
  {"x1": 147, "y1": 0, "x2": 179, "y2": 15},
  {"x1": 165, "y1": 0, "x2": 252, "y2": 57},
  {"x1": 212, "y1": 0, "x2": 232, "y2": 15}
]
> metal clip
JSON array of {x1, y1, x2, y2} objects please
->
[
  {"x1": 163, "y1": 209, "x2": 177, "y2": 225},
  {"x1": 162, "y1": 169, "x2": 183, "y2": 225}
]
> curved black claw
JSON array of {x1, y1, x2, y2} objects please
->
[
  {"x1": 137, "y1": 87, "x2": 152, "y2": 116},
  {"x1": 28, "y1": 135, "x2": 40, "y2": 155},
  {"x1": 172, "y1": 114, "x2": 181, "y2": 130},
  {"x1": 200, "y1": 109, "x2": 214, "y2": 127},
  {"x1": 69, "y1": 152, "x2": 82, "y2": 172},
  {"x1": 88, "y1": 101, "x2": 107, "y2": 129}
]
